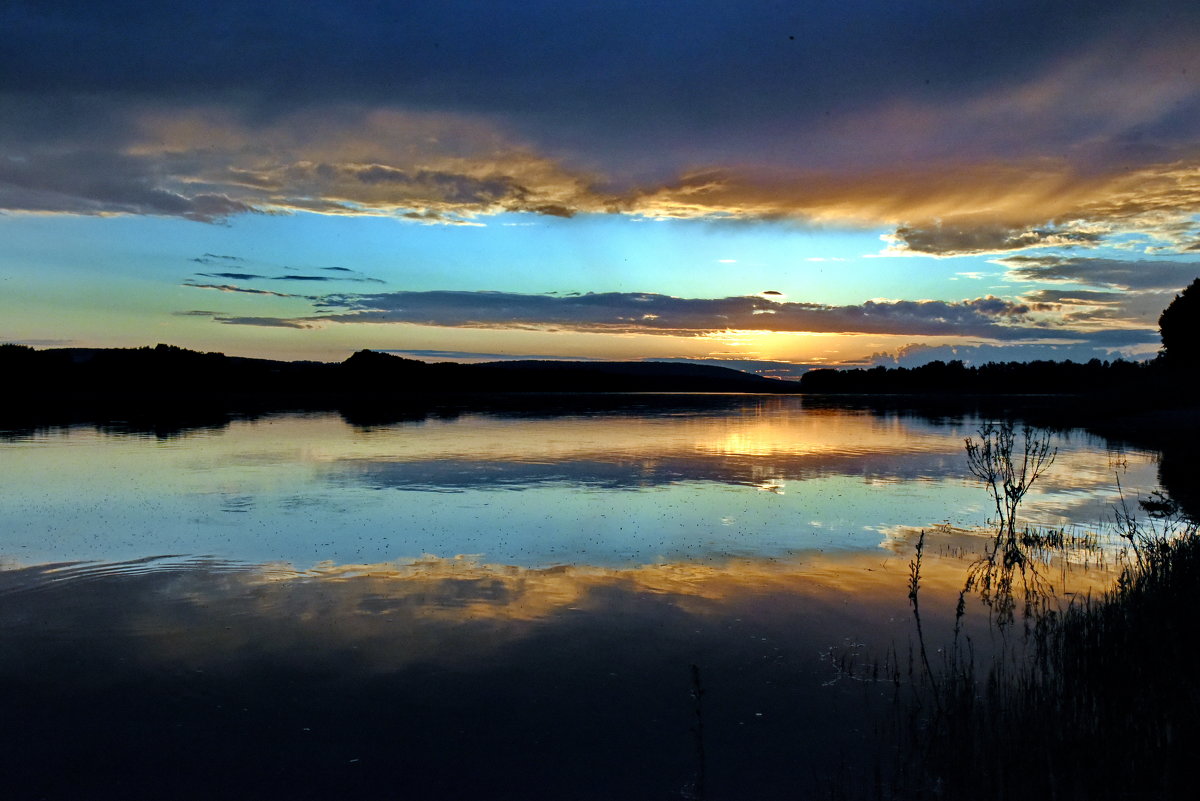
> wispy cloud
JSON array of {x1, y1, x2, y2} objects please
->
[
  {"x1": 189, "y1": 257, "x2": 385, "y2": 286},
  {"x1": 196, "y1": 272, "x2": 268, "y2": 281},
  {"x1": 274, "y1": 273, "x2": 385, "y2": 283},
  {"x1": 211, "y1": 316, "x2": 316, "y2": 329},
  {"x1": 182, "y1": 282, "x2": 311, "y2": 299},
  {"x1": 189, "y1": 254, "x2": 245, "y2": 265},
  {"x1": 379, "y1": 349, "x2": 601, "y2": 361}
]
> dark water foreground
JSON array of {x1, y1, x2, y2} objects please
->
[{"x1": 0, "y1": 547, "x2": 1014, "y2": 801}]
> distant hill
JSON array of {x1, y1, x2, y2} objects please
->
[
  {"x1": 0, "y1": 343, "x2": 792, "y2": 409},
  {"x1": 341, "y1": 349, "x2": 794, "y2": 393}
]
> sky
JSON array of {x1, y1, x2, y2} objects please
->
[{"x1": 3, "y1": 1, "x2": 1200, "y2": 376}]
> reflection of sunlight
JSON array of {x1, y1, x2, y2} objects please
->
[
  {"x1": 194, "y1": 401, "x2": 967, "y2": 467},
  {"x1": 1, "y1": 408, "x2": 1166, "y2": 570},
  {"x1": 714, "y1": 431, "x2": 784, "y2": 457},
  {"x1": 698, "y1": 414, "x2": 946, "y2": 460}
]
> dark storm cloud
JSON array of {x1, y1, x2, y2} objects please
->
[
  {"x1": 213, "y1": 289, "x2": 1155, "y2": 345},
  {"x1": 3, "y1": 1, "x2": 1200, "y2": 251},
  {"x1": 4, "y1": 2, "x2": 1197, "y2": 153}
]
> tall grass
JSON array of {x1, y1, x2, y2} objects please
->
[{"x1": 886, "y1": 426, "x2": 1200, "y2": 800}]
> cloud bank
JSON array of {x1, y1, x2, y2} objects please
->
[
  {"x1": 2, "y1": 1, "x2": 1199, "y2": 252},
  {"x1": 205, "y1": 288, "x2": 1158, "y2": 347}
]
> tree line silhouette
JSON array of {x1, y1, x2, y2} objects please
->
[
  {"x1": 0, "y1": 343, "x2": 791, "y2": 406},
  {"x1": 797, "y1": 357, "x2": 1162, "y2": 394},
  {"x1": 800, "y1": 277, "x2": 1200, "y2": 395}
]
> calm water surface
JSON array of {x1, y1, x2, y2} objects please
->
[{"x1": 0, "y1": 398, "x2": 1160, "y2": 799}]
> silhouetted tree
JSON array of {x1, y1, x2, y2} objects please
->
[{"x1": 1158, "y1": 277, "x2": 1200, "y2": 368}]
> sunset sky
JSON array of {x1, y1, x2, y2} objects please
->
[{"x1": 3, "y1": 1, "x2": 1200, "y2": 376}]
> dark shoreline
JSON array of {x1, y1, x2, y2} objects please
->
[{"x1": 7, "y1": 386, "x2": 1195, "y2": 439}]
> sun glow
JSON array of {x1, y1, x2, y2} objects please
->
[{"x1": 700, "y1": 328, "x2": 774, "y2": 347}]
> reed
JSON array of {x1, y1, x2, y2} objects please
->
[{"x1": 883, "y1": 424, "x2": 1200, "y2": 800}]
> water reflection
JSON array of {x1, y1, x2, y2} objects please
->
[
  {"x1": 2, "y1": 541, "x2": 1101, "y2": 800},
  {"x1": 0, "y1": 535, "x2": 1122, "y2": 800},
  {"x1": 0, "y1": 400, "x2": 1159, "y2": 568},
  {"x1": 0, "y1": 397, "x2": 1165, "y2": 799}
]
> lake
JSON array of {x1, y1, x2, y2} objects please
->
[{"x1": 0, "y1": 397, "x2": 1161, "y2": 799}]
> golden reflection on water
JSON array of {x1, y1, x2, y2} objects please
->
[
  {"x1": 697, "y1": 408, "x2": 942, "y2": 459},
  {"x1": 0, "y1": 527, "x2": 1122, "y2": 677}
]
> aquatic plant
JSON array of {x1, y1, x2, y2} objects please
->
[
  {"x1": 964, "y1": 421, "x2": 1056, "y2": 540},
  {"x1": 880, "y1": 428, "x2": 1200, "y2": 800},
  {"x1": 963, "y1": 421, "x2": 1057, "y2": 625}
]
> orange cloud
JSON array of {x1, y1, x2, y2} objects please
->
[{"x1": 3, "y1": 99, "x2": 1197, "y2": 254}]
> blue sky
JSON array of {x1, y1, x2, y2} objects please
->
[{"x1": 3, "y1": 1, "x2": 1200, "y2": 372}]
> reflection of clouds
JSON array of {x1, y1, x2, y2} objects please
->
[
  {"x1": 0, "y1": 544, "x2": 1120, "y2": 678},
  {"x1": 325, "y1": 449, "x2": 969, "y2": 491},
  {"x1": 312, "y1": 402, "x2": 977, "y2": 491},
  {"x1": 0, "y1": 548, "x2": 1009, "y2": 798},
  {"x1": 1000, "y1": 447, "x2": 1160, "y2": 527},
  {"x1": 0, "y1": 551, "x2": 956, "y2": 672}
]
